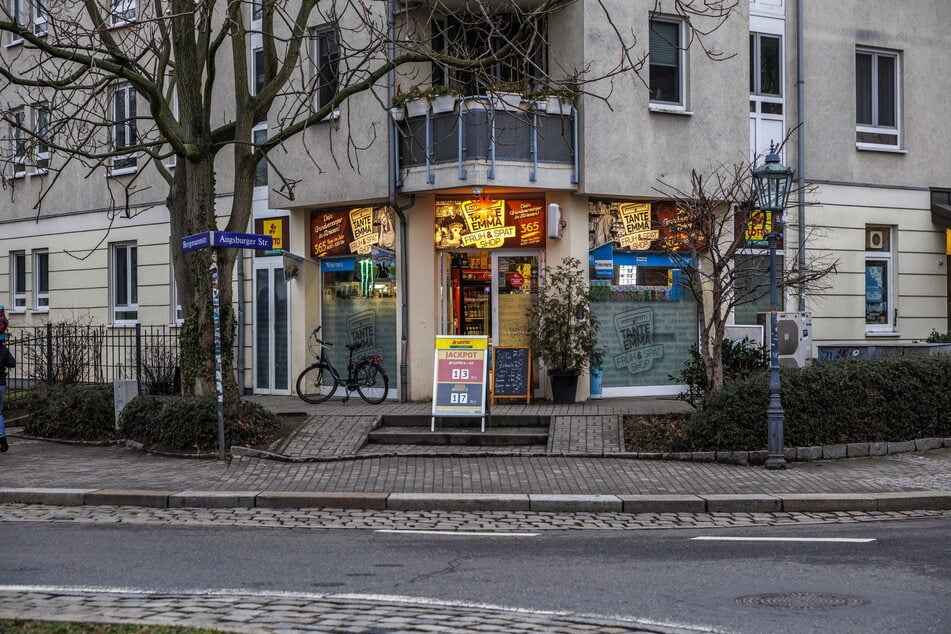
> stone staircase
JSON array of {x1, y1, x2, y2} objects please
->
[{"x1": 363, "y1": 414, "x2": 550, "y2": 451}]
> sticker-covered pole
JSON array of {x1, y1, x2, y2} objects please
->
[{"x1": 210, "y1": 251, "x2": 226, "y2": 460}]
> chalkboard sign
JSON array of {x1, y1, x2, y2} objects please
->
[{"x1": 492, "y1": 347, "x2": 531, "y2": 403}]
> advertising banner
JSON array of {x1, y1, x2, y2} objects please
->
[
  {"x1": 435, "y1": 198, "x2": 545, "y2": 250},
  {"x1": 432, "y1": 336, "x2": 488, "y2": 421},
  {"x1": 311, "y1": 205, "x2": 398, "y2": 258}
]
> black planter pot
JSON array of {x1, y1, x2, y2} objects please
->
[{"x1": 549, "y1": 371, "x2": 579, "y2": 404}]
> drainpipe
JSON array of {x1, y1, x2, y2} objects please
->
[
  {"x1": 388, "y1": 1, "x2": 416, "y2": 401},
  {"x1": 796, "y1": 0, "x2": 806, "y2": 312}
]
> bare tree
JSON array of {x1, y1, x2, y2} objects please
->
[
  {"x1": 0, "y1": 0, "x2": 738, "y2": 397},
  {"x1": 652, "y1": 152, "x2": 838, "y2": 392}
]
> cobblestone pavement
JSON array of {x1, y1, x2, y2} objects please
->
[
  {"x1": 2, "y1": 503, "x2": 948, "y2": 531},
  {"x1": 2, "y1": 436, "x2": 949, "y2": 496},
  {"x1": 0, "y1": 588, "x2": 694, "y2": 633}
]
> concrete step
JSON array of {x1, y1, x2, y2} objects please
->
[
  {"x1": 367, "y1": 426, "x2": 548, "y2": 446},
  {"x1": 380, "y1": 414, "x2": 550, "y2": 428}
]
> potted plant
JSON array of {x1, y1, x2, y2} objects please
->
[
  {"x1": 528, "y1": 256, "x2": 600, "y2": 404},
  {"x1": 487, "y1": 81, "x2": 524, "y2": 111},
  {"x1": 398, "y1": 86, "x2": 429, "y2": 118},
  {"x1": 428, "y1": 84, "x2": 460, "y2": 114}
]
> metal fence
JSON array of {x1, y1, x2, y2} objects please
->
[{"x1": 3, "y1": 324, "x2": 181, "y2": 410}]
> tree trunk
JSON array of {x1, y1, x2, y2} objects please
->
[{"x1": 168, "y1": 155, "x2": 239, "y2": 399}]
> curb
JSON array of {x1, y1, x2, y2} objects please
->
[{"x1": 2, "y1": 488, "x2": 949, "y2": 514}]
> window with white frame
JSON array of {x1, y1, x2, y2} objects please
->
[
  {"x1": 312, "y1": 26, "x2": 339, "y2": 111},
  {"x1": 252, "y1": 46, "x2": 265, "y2": 96},
  {"x1": 112, "y1": 84, "x2": 137, "y2": 171},
  {"x1": 251, "y1": 0, "x2": 263, "y2": 23},
  {"x1": 11, "y1": 106, "x2": 26, "y2": 176},
  {"x1": 33, "y1": 249, "x2": 48, "y2": 310},
  {"x1": 111, "y1": 242, "x2": 138, "y2": 323},
  {"x1": 33, "y1": 103, "x2": 49, "y2": 171},
  {"x1": 649, "y1": 18, "x2": 684, "y2": 107},
  {"x1": 7, "y1": 0, "x2": 26, "y2": 44},
  {"x1": 10, "y1": 251, "x2": 26, "y2": 310},
  {"x1": 110, "y1": 0, "x2": 136, "y2": 26},
  {"x1": 170, "y1": 255, "x2": 183, "y2": 325},
  {"x1": 32, "y1": 0, "x2": 47, "y2": 35},
  {"x1": 253, "y1": 123, "x2": 268, "y2": 188},
  {"x1": 856, "y1": 49, "x2": 899, "y2": 147},
  {"x1": 749, "y1": 31, "x2": 785, "y2": 162},
  {"x1": 864, "y1": 226, "x2": 894, "y2": 330}
]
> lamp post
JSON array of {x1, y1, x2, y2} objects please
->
[{"x1": 751, "y1": 143, "x2": 794, "y2": 470}]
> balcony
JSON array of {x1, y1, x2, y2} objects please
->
[{"x1": 396, "y1": 95, "x2": 578, "y2": 193}]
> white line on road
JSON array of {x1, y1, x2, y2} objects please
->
[
  {"x1": 375, "y1": 529, "x2": 539, "y2": 537},
  {"x1": 691, "y1": 536, "x2": 876, "y2": 543}
]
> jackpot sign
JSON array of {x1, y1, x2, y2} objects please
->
[{"x1": 432, "y1": 336, "x2": 488, "y2": 417}]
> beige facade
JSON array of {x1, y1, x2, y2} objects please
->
[{"x1": 2, "y1": 1, "x2": 949, "y2": 401}]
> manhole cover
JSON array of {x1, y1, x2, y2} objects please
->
[{"x1": 737, "y1": 592, "x2": 868, "y2": 610}]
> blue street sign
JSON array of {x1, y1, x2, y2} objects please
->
[
  {"x1": 211, "y1": 231, "x2": 273, "y2": 250},
  {"x1": 181, "y1": 231, "x2": 273, "y2": 252},
  {"x1": 181, "y1": 232, "x2": 212, "y2": 252}
]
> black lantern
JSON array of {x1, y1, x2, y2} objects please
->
[{"x1": 751, "y1": 143, "x2": 795, "y2": 470}]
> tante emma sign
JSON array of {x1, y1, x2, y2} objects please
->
[{"x1": 434, "y1": 198, "x2": 545, "y2": 250}]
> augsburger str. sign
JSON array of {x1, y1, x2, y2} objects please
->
[{"x1": 182, "y1": 231, "x2": 273, "y2": 252}]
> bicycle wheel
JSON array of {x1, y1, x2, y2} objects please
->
[
  {"x1": 296, "y1": 363, "x2": 337, "y2": 404},
  {"x1": 355, "y1": 361, "x2": 389, "y2": 404}
]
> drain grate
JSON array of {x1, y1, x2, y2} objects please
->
[{"x1": 737, "y1": 592, "x2": 868, "y2": 610}]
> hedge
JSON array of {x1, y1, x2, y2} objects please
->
[
  {"x1": 682, "y1": 355, "x2": 951, "y2": 451},
  {"x1": 23, "y1": 384, "x2": 117, "y2": 442},
  {"x1": 118, "y1": 395, "x2": 280, "y2": 453}
]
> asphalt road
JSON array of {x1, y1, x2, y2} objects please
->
[{"x1": 2, "y1": 517, "x2": 948, "y2": 633}]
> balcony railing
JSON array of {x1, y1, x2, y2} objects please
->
[{"x1": 396, "y1": 95, "x2": 578, "y2": 187}]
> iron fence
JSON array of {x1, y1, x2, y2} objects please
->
[{"x1": 3, "y1": 324, "x2": 181, "y2": 410}]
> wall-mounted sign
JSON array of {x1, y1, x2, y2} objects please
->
[
  {"x1": 311, "y1": 205, "x2": 398, "y2": 258},
  {"x1": 255, "y1": 217, "x2": 288, "y2": 256},
  {"x1": 589, "y1": 199, "x2": 710, "y2": 253},
  {"x1": 435, "y1": 198, "x2": 545, "y2": 250}
]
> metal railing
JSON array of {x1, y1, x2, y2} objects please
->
[{"x1": 2, "y1": 323, "x2": 181, "y2": 410}]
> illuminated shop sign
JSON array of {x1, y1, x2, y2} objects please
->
[
  {"x1": 435, "y1": 198, "x2": 546, "y2": 250},
  {"x1": 310, "y1": 205, "x2": 398, "y2": 258},
  {"x1": 588, "y1": 200, "x2": 706, "y2": 253}
]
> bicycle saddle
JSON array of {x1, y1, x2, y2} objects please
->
[{"x1": 346, "y1": 342, "x2": 363, "y2": 351}]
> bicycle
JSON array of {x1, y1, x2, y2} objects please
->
[{"x1": 296, "y1": 326, "x2": 389, "y2": 404}]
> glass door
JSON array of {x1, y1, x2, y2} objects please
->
[
  {"x1": 253, "y1": 260, "x2": 290, "y2": 394},
  {"x1": 492, "y1": 252, "x2": 541, "y2": 395}
]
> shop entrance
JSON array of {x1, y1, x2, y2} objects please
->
[{"x1": 440, "y1": 251, "x2": 539, "y2": 346}]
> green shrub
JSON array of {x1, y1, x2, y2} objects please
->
[
  {"x1": 23, "y1": 384, "x2": 117, "y2": 441},
  {"x1": 682, "y1": 355, "x2": 951, "y2": 451},
  {"x1": 118, "y1": 395, "x2": 280, "y2": 453},
  {"x1": 669, "y1": 337, "x2": 768, "y2": 408},
  {"x1": 925, "y1": 329, "x2": 951, "y2": 343}
]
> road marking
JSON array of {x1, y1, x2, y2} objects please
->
[
  {"x1": 375, "y1": 529, "x2": 539, "y2": 537},
  {"x1": 691, "y1": 536, "x2": 875, "y2": 543}
]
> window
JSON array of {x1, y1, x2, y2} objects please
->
[
  {"x1": 749, "y1": 31, "x2": 784, "y2": 162},
  {"x1": 251, "y1": 0, "x2": 263, "y2": 23},
  {"x1": 7, "y1": 0, "x2": 25, "y2": 44},
  {"x1": 111, "y1": 0, "x2": 136, "y2": 26},
  {"x1": 11, "y1": 106, "x2": 26, "y2": 176},
  {"x1": 33, "y1": 0, "x2": 46, "y2": 35},
  {"x1": 252, "y1": 46, "x2": 265, "y2": 96},
  {"x1": 170, "y1": 255, "x2": 183, "y2": 325},
  {"x1": 253, "y1": 123, "x2": 268, "y2": 187},
  {"x1": 111, "y1": 242, "x2": 138, "y2": 323},
  {"x1": 649, "y1": 18, "x2": 684, "y2": 106},
  {"x1": 312, "y1": 27, "x2": 339, "y2": 111},
  {"x1": 864, "y1": 226, "x2": 894, "y2": 331},
  {"x1": 112, "y1": 84, "x2": 137, "y2": 172},
  {"x1": 33, "y1": 249, "x2": 48, "y2": 310},
  {"x1": 431, "y1": 13, "x2": 547, "y2": 95},
  {"x1": 33, "y1": 103, "x2": 49, "y2": 171},
  {"x1": 9, "y1": 251, "x2": 26, "y2": 310},
  {"x1": 856, "y1": 49, "x2": 899, "y2": 147}
]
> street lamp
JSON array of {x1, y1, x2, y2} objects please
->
[{"x1": 751, "y1": 143, "x2": 794, "y2": 470}]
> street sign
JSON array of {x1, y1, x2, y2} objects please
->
[
  {"x1": 181, "y1": 232, "x2": 212, "y2": 252},
  {"x1": 181, "y1": 231, "x2": 273, "y2": 253},
  {"x1": 211, "y1": 231, "x2": 273, "y2": 250}
]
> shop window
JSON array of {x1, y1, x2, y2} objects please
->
[{"x1": 865, "y1": 226, "x2": 894, "y2": 331}]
